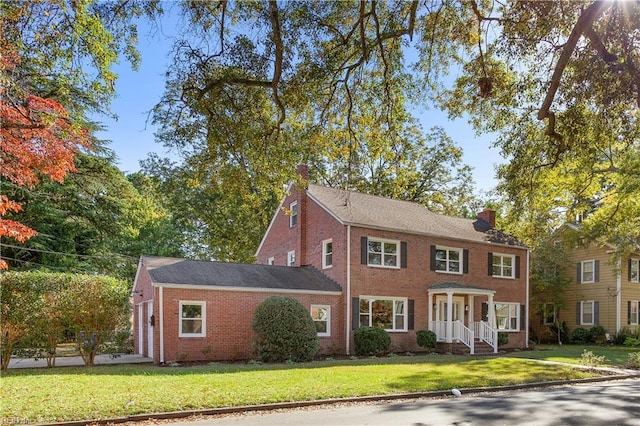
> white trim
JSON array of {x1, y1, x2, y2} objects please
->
[
  {"x1": 267, "y1": 256, "x2": 275, "y2": 265},
  {"x1": 287, "y1": 250, "x2": 296, "y2": 266},
  {"x1": 580, "y1": 259, "x2": 596, "y2": 284},
  {"x1": 494, "y1": 302, "x2": 520, "y2": 332},
  {"x1": 137, "y1": 303, "x2": 143, "y2": 356},
  {"x1": 491, "y1": 252, "x2": 516, "y2": 279},
  {"x1": 311, "y1": 304, "x2": 331, "y2": 337},
  {"x1": 434, "y1": 245, "x2": 463, "y2": 275},
  {"x1": 580, "y1": 300, "x2": 595, "y2": 325},
  {"x1": 289, "y1": 201, "x2": 298, "y2": 228},
  {"x1": 255, "y1": 183, "x2": 292, "y2": 256},
  {"x1": 366, "y1": 237, "x2": 401, "y2": 269},
  {"x1": 358, "y1": 295, "x2": 409, "y2": 332},
  {"x1": 146, "y1": 301, "x2": 154, "y2": 358},
  {"x1": 178, "y1": 300, "x2": 207, "y2": 338},
  {"x1": 346, "y1": 225, "x2": 352, "y2": 355},
  {"x1": 152, "y1": 282, "x2": 342, "y2": 296},
  {"x1": 159, "y1": 286, "x2": 164, "y2": 364},
  {"x1": 322, "y1": 239, "x2": 333, "y2": 269}
]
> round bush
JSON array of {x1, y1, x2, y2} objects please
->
[
  {"x1": 589, "y1": 325, "x2": 607, "y2": 344},
  {"x1": 571, "y1": 327, "x2": 590, "y2": 343},
  {"x1": 354, "y1": 326, "x2": 391, "y2": 356},
  {"x1": 251, "y1": 296, "x2": 319, "y2": 362},
  {"x1": 416, "y1": 329, "x2": 437, "y2": 351}
]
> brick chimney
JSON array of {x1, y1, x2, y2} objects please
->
[
  {"x1": 477, "y1": 208, "x2": 496, "y2": 228},
  {"x1": 296, "y1": 164, "x2": 309, "y2": 182},
  {"x1": 296, "y1": 164, "x2": 308, "y2": 265}
]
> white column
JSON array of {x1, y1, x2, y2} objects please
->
[
  {"x1": 468, "y1": 295, "x2": 474, "y2": 329},
  {"x1": 446, "y1": 291, "x2": 453, "y2": 343},
  {"x1": 427, "y1": 290, "x2": 433, "y2": 332},
  {"x1": 488, "y1": 293, "x2": 495, "y2": 328}
]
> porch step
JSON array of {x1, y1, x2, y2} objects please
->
[{"x1": 435, "y1": 340, "x2": 495, "y2": 355}]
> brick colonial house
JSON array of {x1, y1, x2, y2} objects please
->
[
  {"x1": 532, "y1": 223, "x2": 640, "y2": 339},
  {"x1": 133, "y1": 170, "x2": 529, "y2": 364}
]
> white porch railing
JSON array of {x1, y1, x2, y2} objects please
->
[
  {"x1": 430, "y1": 320, "x2": 475, "y2": 355},
  {"x1": 473, "y1": 321, "x2": 498, "y2": 354}
]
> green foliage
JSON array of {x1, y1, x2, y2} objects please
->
[
  {"x1": 579, "y1": 349, "x2": 608, "y2": 367},
  {"x1": 416, "y1": 330, "x2": 437, "y2": 351},
  {"x1": 612, "y1": 327, "x2": 638, "y2": 345},
  {"x1": 571, "y1": 328, "x2": 591, "y2": 344},
  {"x1": 0, "y1": 271, "x2": 130, "y2": 369},
  {"x1": 589, "y1": 325, "x2": 608, "y2": 345},
  {"x1": 353, "y1": 326, "x2": 391, "y2": 356},
  {"x1": 624, "y1": 338, "x2": 640, "y2": 348},
  {"x1": 251, "y1": 296, "x2": 319, "y2": 363},
  {"x1": 498, "y1": 332, "x2": 509, "y2": 346},
  {"x1": 627, "y1": 352, "x2": 640, "y2": 369}
]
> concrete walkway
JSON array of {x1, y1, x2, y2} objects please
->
[{"x1": 7, "y1": 353, "x2": 153, "y2": 369}]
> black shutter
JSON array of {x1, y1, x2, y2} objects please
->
[
  {"x1": 520, "y1": 305, "x2": 526, "y2": 331},
  {"x1": 628, "y1": 301, "x2": 632, "y2": 324},
  {"x1": 487, "y1": 252, "x2": 493, "y2": 276},
  {"x1": 515, "y1": 256, "x2": 521, "y2": 279},
  {"x1": 629, "y1": 259, "x2": 633, "y2": 281},
  {"x1": 594, "y1": 260, "x2": 600, "y2": 282},
  {"x1": 576, "y1": 263, "x2": 582, "y2": 283},
  {"x1": 430, "y1": 245, "x2": 436, "y2": 271},
  {"x1": 352, "y1": 297, "x2": 360, "y2": 330},
  {"x1": 576, "y1": 302, "x2": 581, "y2": 324},
  {"x1": 594, "y1": 301, "x2": 599, "y2": 324},
  {"x1": 481, "y1": 303, "x2": 488, "y2": 321},
  {"x1": 360, "y1": 237, "x2": 368, "y2": 265},
  {"x1": 401, "y1": 241, "x2": 407, "y2": 268},
  {"x1": 463, "y1": 249, "x2": 469, "y2": 274},
  {"x1": 407, "y1": 299, "x2": 415, "y2": 330}
]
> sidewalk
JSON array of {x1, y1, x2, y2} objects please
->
[{"x1": 7, "y1": 353, "x2": 153, "y2": 369}]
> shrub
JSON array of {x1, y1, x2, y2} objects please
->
[
  {"x1": 589, "y1": 325, "x2": 608, "y2": 344},
  {"x1": 354, "y1": 326, "x2": 391, "y2": 356},
  {"x1": 612, "y1": 327, "x2": 634, "y2": 345},
  {"x1": 498, "y1": 332, "x2": 509, "y2": 346},
  {"x1": 580, "y1": 349, "x2": 607, "y2": 366},
  {"x1": 627, "y1": 352, "x2": 640, "y2": 369},
  {"x1": 571, "y1": 327, "x2": 590, "y2": 343},
  {"x1": 251, "y1": 296, "x2": 319, "y2": 362},
  {"x1": 416, "y1": 330, "x2": 437, "y2": 351},
  {"x1": 623, "y1": 337, "x2": 640, "y2": 347}
]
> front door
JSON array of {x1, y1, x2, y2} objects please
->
[
  {"x1": 146, "y1": 301, "x2": 153, "y2": 358},
  {"x1": 435, "y1": 296, "x2": 464, "y2": 323}
]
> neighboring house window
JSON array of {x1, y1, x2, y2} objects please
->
[
  {"x1": 322, "y1": 239, "x2": 333, "y2": 269},
  {"x1": 267, "y1": 257, "x2": 275, "y2": 265},
  {"x1": 630, "y1": 259, "x2": 639, "y2": 283},
  {"x1": 629, "y1": 301, "x2": 639, "y2": 325},
  {"x1": 495, "y1": 303, "x2": 519, "y2": 331},
  {"x1": 434, "y1": 246, "x2": 462, "y2": 274},
  {"x1": 289, "y1": 201, "x2": 298, "y2": 227},
  {"x1": 577, "y1": 260, "x2": 598, "y2": 283},
  {"x1": 492, "y1": 253, "x2": 515, "y2": 278},
  {"x1": 311, "y1": 305, "x2": 330, "y2": 337},
  {"x1": 179, "y1": 301, "x2": 206, "y2": 337},
  {"x1": 579, "y1": 300, "x2": 595, "y2": 325},
  {"x1": 543, "y1": 303, "x2": 556, "y2": 325},
  {"x1": 367, "y1": 238, "x2": 399, "y2": 268},
  {"x1": 359, "y1": 297, "x2": 406, "y2": 331},
  {"x1": 287, "y1": 250, "x2": 296, "y2": 266}
]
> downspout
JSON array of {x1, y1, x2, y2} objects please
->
[
  {"x1": 346, "y1": 224, "x2": 351, "y2": 355},
  {"x1": 616, "y1": 258, "x2": 622, "y2": 333},
  {"x1": 525, "y1": 248, "x2": 530, "y2": 349},
  {"x1": 159, "y1": 286, "x2": 165, "y2": 364}
]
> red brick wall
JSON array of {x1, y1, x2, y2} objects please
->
[{"x1": 156, "y1": 288, "x2": 343, "y2": 364}]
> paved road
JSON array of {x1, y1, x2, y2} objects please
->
[{"x1": 169, "y1": 378, "x2": 640, "y2": 426}]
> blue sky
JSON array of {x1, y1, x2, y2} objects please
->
[{"x1": 96, "y1": 15, "x2": 503, "y2": 194}]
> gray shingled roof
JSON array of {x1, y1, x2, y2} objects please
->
[
  {"x1": 308, "y1": 184, "x2": 525, "y2": 247},
  {"x1": 142, "y1": 256, "x2": 342, "y2": 293}
]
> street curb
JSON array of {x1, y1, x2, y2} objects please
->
[{"x1": 40, "y1": 373, "x2": 639, "y2": 426}]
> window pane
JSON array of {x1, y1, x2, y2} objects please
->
[
  {"x1": 435, "y1": 260, "x2": 446, "y2": 270},
  {"x1": 182, "y1": 319, "x2": 202, "y2": 334},
  {"x1": 315, "y1": 321, "x2": 327, "y2": 333},
  {"x1": 368, "y1": 253, "x2": 382, "y2": 265},
  {"x1": 359, "y1": 299, "x2": 370, "y2": 313},
  {"x1": 384, "y1": 243, "x2": 397, "y2": 254},
  {"x1": 326, "y1": 253, "x2": 332, "y2": 266},
  {"x1": 368, "y1": 241, "x2": 381, "y2": 253},
  {"x1": 449, "y1": 260, "x2": 460, "y2": 272},
  {"x1": 449, "y1": 250, "x2": 460, "y2": 261},
  {"x1": 384, "y1": 254, "x2": 397, "y2": 267},
  {"x1": 492, "y1": 265, "x2": 502, "y2": 276},
  {"x1": 371, "y1": 300, "x2": 393, "y2": 329},
  {"x1": 182, "y1": 304, "x2": 202, "y2": 318},
  {"x1": 435, "y1": 249, "x2": 446, "y2": 260},
  {"x1": 503, "y1": 257, "x2": 512, "y2": 267},
  {"x1": 503, "y1": 266, "x2": 512, "y2": 276}
]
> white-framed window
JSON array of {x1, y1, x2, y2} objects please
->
[
  {"x1": 630, "y1": 301, "x2": 639, "y2": 326},
  {"x1": 322, "y1": 239, "x2": 333, "y2": 269},
  {"x1": 311, "y1": 305, "x2": 331, "y2": 337},
  {"x1": 179, "y1": 301, "x2": 206, "y2": 337},
  {"x1": 287, "y1": 250, "x2": 296, "y2": 266},
  {"x1": 289, "y1": 201, "x2": 298, "y2": 227},
  {"x1": 267, "y1": 256, "x2": 275, "y2": 265},
  {"x1": 492, "y1": 253, "x2": 515, "y2": 278},
  {"x1": 630, "y1": 259, "x2": 639, "y2": 283},
  {"x1": 580, "y1": 260, "x2": 596, "y2": 283},
  {"x1": 367, "y1": 238, "x2": 399, "y2": 268},
  {"x1": 435, "y1": 246, "x2": 462, "y2": 274},
  {"x1": 495, "y1": 303, "x2": 519, "y2": 331},
  {"x1": 359, "y1": 297, "x2": 407, "y2": 331},
  {"x1": 580, "y1": 300, "x2": 595, "y2": 325},
  {"x1": 543, "y1": 303, "x2": 557, "y2": 325}
]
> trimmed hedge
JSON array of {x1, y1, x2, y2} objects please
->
[
  {"x1": 251, "y1": 296, "x2": 319, "y2": 362},
  {"x1": 416, "y1": 329, "x2": 436, "y2": 351},
  {"x1": 354, "y1": 326, "x2": 391, "y2": 356}
]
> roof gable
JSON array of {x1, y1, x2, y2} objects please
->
[
  {"x1": 307, "y1": 184, "x2": 525, "y2": 247},
  {"x1": 140, "y1": 256, "x2": 342, "y2": 293}
]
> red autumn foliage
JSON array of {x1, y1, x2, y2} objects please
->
[{"x1": 0, "y1": 44, "x2": 91, "y2": 269}]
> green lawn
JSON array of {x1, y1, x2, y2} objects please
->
[{"x1": 2, "y1": 349, "x2": 623, "y2": 424}]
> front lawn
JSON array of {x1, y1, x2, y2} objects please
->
[
  {"x1": 510, "y1": 344, "x2": 640, "y2": 367},
  {"x1": 1, "y1": 353, "x2": 607, "y2": 423}
]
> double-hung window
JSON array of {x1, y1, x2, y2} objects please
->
[
  {"x1": 359, "y1": 297, "x2": 406, "y2": 331},
  {"x1": 630, "y1": 259, "x2": 639, "y2": 283},
  {"x1": 580, "y1": 300, "x2": 595, "y2": 325},
  {"x1": 435, "y1": 246, "x2": 462, "y2": 273},
  {"x1": 322, "y1": 239, "x2": 333, "y2": 269},
  {"x1": 492, "y1": 253, "x2": 515, "y2": 278},
  {"x1": 311, "y1": 305, "x2": 330, "y2": 337},
  {"x1": 367, "y1": 238, "x2": 399, "y2": 268},
  {"x1": 179, "y1": 301, "x2": 206, "y2": 337},
  {"x1": 629, "y1": 301, "x2": 639, "y2": 325},
  {"x1": 579, "y1": 260, "x2": 596, "y2": 283},
  {"x1": 495, "y1": 303, "x2": 519, "y2": 331},
  {"x1": 289, "y1": 201, "x2": 298, "y2": 227}
]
